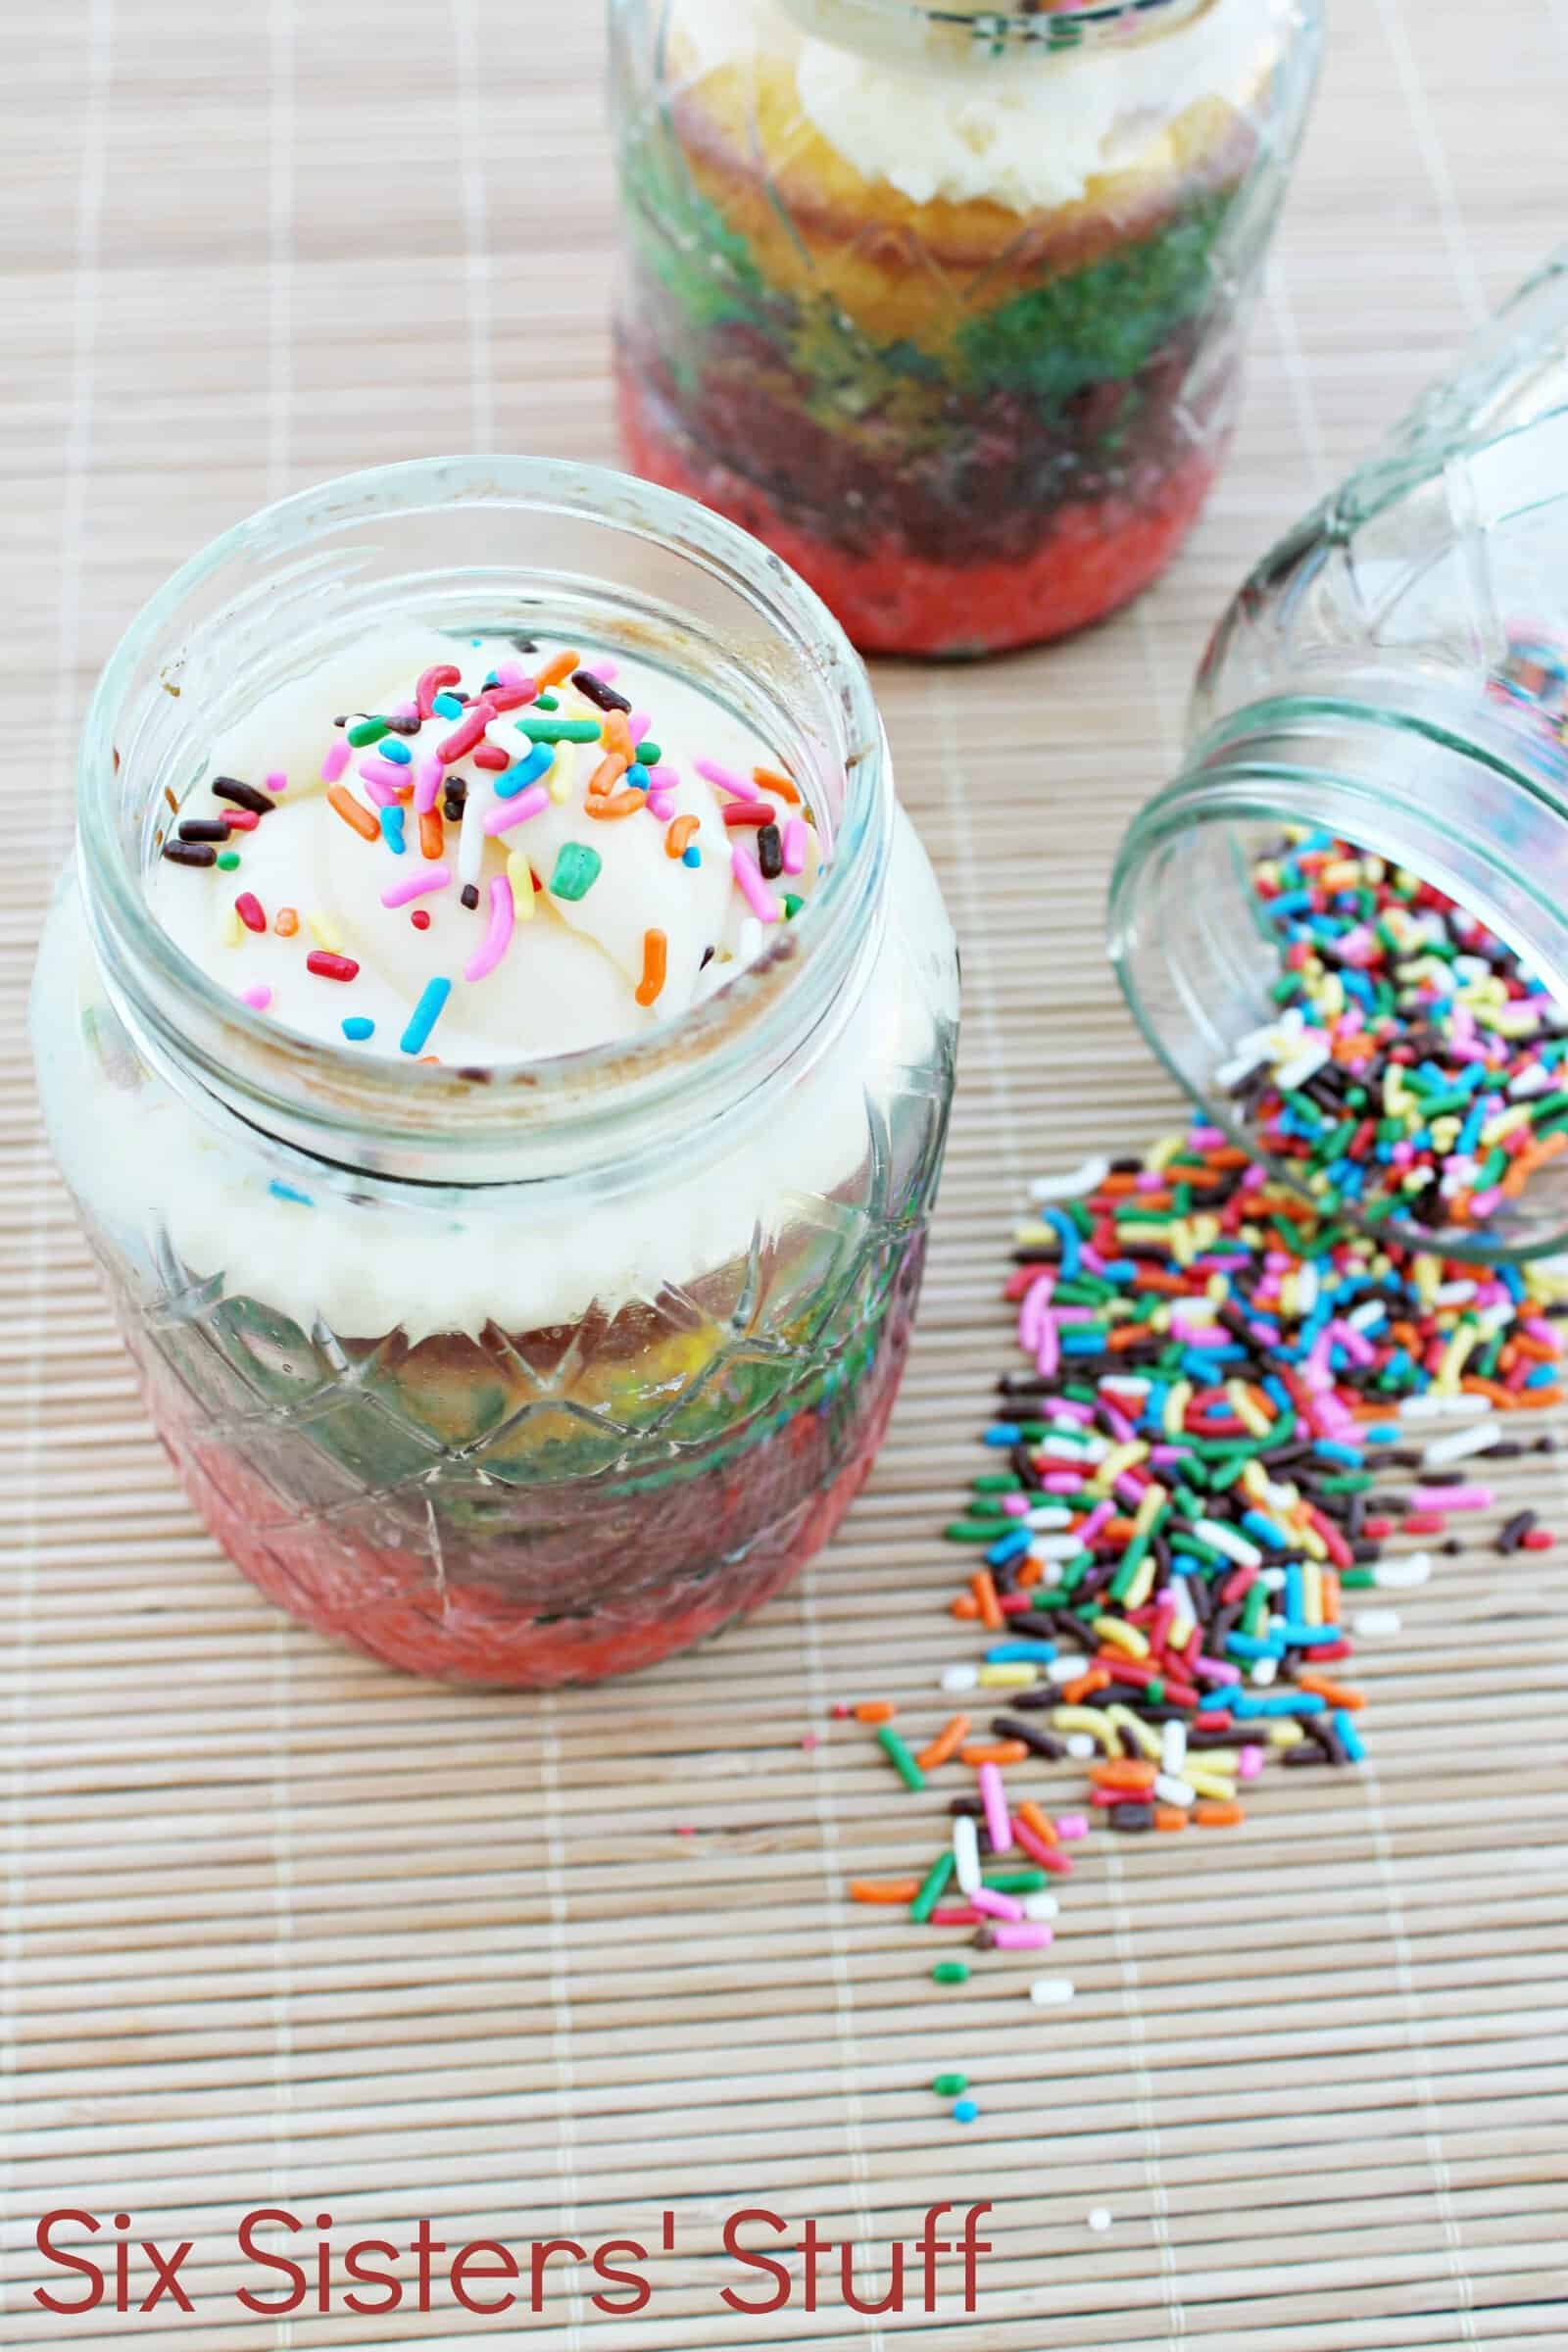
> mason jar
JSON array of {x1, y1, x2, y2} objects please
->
[
  {"x1": 1110, "y1": 251, "x2": 1568, "y2": 1262},
  {"x1": 612, "y1": 0, "x2": 1321, "y2": 657},
  {"x1": 32, "y1": 458, "x2": 959, "y2": 1685}
]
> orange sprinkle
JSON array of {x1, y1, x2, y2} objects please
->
[
  {"x1": 969, "y1": 1569, "x2": 1004, "y2": 1633},
  {"x1": 274, "y1": 906, "x2": 299, "y2": 938},
  {"x1": 418, "y1": 808, "x2": 444, "y2": 861},
  {"x1": 664, "y1": 812, "x2": 701, "y2": 858},
  {"x1": 1015, "y1": 1799, "x2": 1057, "y2": 1846},
  {"x1": 1016, "y1": 1557, "x2": 1043, "y2": 1588},
  {"x1": 916, "y1": 1714, "x2": 970, "y2": 1772},
  {"x1": 1195, "y1": 1800, "x2": 1245, "y2": 1829},
  {"x1": 634, "y1": 927, "x2": 667, "y2": 1008},
  {"x1": 950, "y1": 1594, "x2": 980, "y2": 1621},
  {"x1": 853, "y1": 1699, "x2": 896, "y2": 1725},
  {"x1": 585, "y1": 789, "x2": 647, "y2": 820},
  {"x1": 601, "y1": 708, "x2": 634, "y2": 760},
  {"x1": 1091, "y1": 1759, "x2": 1157, "y2": 1791},
  {"x1": 588, "y1": 751, "x2": 629, "y2": 797},
  {"x1": 533, "y1": 649, "x2": 579, "y2": 691},
  {"x1": 1061, "y1": 1667, "x2": 1111, "y2": 1705},
  {"x1": 752, "y1": 763, "x2": 801, "y2": 805},
  {"x1": 327, "y1": 783, "x2": 379, "y2": 842},
  {"x1": 1320, "y1": 1568, "x2": 1342, "y2": 1625},
  {"x1": 1153, "y1": 1805, "x2": 1189, "y2": 1834},
  {"x1": 1298, "y1": 1673, "x2": 1364, "y2": 1711},
  {"x1": 958, "y1": 1740, "x2": 1028, "y2": 1767},
  {"x1": 849, "y1": 1878, "x2": 921, "y2": 1905}
]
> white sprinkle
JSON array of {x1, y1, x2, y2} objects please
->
[
  {"x1": 1160, "y1": 1720, "x2": 1188, "y2": 1778},
  {"x1": 1154, "y1": 1773, "x2": 1195, "y2": 1808},
  {"x1": 1029, "y1": 1975, "x2": 1075, "y2": 2007},
  {"x1": 1064, "y1": 1734, "x2": 1097, "y2": 1761},
  {"x1": 953, "y1": 1814, "x2": 982, "y2": 1897},
  {"x1": 1398, "y1": 1392, "x2": 1491, "y2": 1422},
  {"x1": 1192, "y1": 1518, "x2": 1262, "y2": 1569},
  {"x1": 1250, "y1": 1656, "x2": 1279, "y2": 1688},
  {"x1": 1353, "y1": 1607, "x2": 1403, "y2": 1638},
  {"x1": 1375, "y1": 1551, "x2": 1433, "y2": 1591},
  {"x1": 1028, "y1": 1155, "x2": 1110, "y2": 1203},
  {"x1": 1087, "y1": 2208, "x2": 1114, "y2": 2234},
  {"x1": 1420, "y1": 1416, "x2": 1499, "y2": 1469},
  {"x1": 1021, "y1": 1891, "x2": 1059, "y2": 1923},
  {"x1": 1047, "y1": 1654, "x2": 1091, "y2": 1686},
  {"x1": 941, "y1": 1664, "x2": 979, "y2": 1694}
]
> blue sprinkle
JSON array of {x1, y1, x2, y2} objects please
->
[
  {"x1": 1041, "y1": 1207, "x2": 1081, "y2": 1280},
  {"x1": 624, "y1": 763, "x2": 650, "y2": 790},
  {"x1": 985, "y1": 1527, "x2": 1033, "y2": 1568},
  {"x1": 1225, "y1": 1631, "x2": 1286, "y2": 1663},
  {"x1": 984, "y1": 1423, "x2": 1022, "y2": 1447},
  {"x1": 400, "y1": 975, "x2": 452, "y2": 1056},
  {"x1": 1334, "y1": 1709, "x2": 1367, "y2": 1764},
  {"x1": 379, "y1": 737, "x2": 412, "y2": 766},
  {"x1": 432, "y1": 690, "x2": 465, "y2": 718},
  {"x1": 985, "y1": 1641, "x2": 1057, "y2": 1664},
  {"x1": 379, "y1": 805, "x2": 406, "y2": 855},
  {"x1": 1362, "y1": 1422, "x2": 1402, "y2": 1444},
  {"x1": 1312, "y1": 1439, "x2": 1365, "y2": 1466},
  {"x1": 1231, "y1": 1688, "x2": 1328, "y2": 1719},
  {"x1": 682, "y1": 845, "x2": 702, "y2": 867},
  {"x1": 341, "y1": 1015, "x2": 375, "y2": 1043},
  {"x1": 495, "y1": 743, "x2": 555, "y2": 798},
  {"x1": 952, "y1": 2098, "x2": 979, "y2": 2125},
  {"x1": 268, "y1": 1179, "x2": 313, "y2": 1206}
]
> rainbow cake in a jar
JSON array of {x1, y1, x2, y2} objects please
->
[{"x1": 614, "y1": 0, "x2": 1318, "y2": 655}]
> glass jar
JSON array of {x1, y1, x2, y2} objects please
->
[
  {"x1": 611, "y1": 0, "x2": 1320, "y2": 658},
  {"x1": 32, "y1": 457, "x2": 959, "y2": 1686},
  {"x1": 1110, "y1": 251, "x2": 1568, "y2": 1261}
]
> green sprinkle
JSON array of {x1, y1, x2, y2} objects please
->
[
  {"x1": 877, "y1": 1724, "x2": 925, "y2": 1792},
  {"x1": 782, "y1": 893, "x2": 804, "y2": 919},
  {"x1": 931, "y1": 2072, "x2": 968, "y2": 2098},
  {"x1": 519, "y1": 715, "x2": 603, "y2": 744},
  {"x1": 346, "y1": 716, "x2": 389, "y2": 747},
  {"x1": 635, "y1": 739, "x2": 662, "y2": 765},
  {"x1": 549, "y1": 843, "x2": 603, "y2": 902},
  {"x1": 217, "y1": 850, "x2": 240, "y2": 870},
  {"x1": 533, "y1": 692, "x2": 560, "y2": 710},
  {"x1": 982, "y1": 1868, "x2": 1046, "y2": 1892},
  {"x1": 945, "y1": 1520, "x2": 1006, "y2": 1544},
  {"x1": 931, "y1": 1960, "x2": 969, "y2": 1985},
  {"x1": 909, "y1": 1851, "x2": 955, "y2": 1924}
]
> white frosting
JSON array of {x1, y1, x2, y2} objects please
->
[
  {"x1": 677, "y1": 0, "x2": 1280, "y2": 214},
  {"x1": 41, "y1": 806, "x2": 955, "y2": 1344},
  {"x1": 148, "y1": 627, "x2": 818, "y2": 1064}
]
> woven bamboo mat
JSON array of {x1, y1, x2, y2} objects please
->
[{"x1": 7, "y1": 2, "x2": 1568, "y2": 2345}]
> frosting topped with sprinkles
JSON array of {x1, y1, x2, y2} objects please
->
[{"x1": 150, "y1": 625, "x2": 820, "y2": 1065}]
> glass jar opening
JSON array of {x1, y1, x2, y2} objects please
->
[{"x1": 77, "y1": 456, "x2": 891, "y2": 1188}]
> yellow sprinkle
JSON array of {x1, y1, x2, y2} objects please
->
[
  {"x1": 1094, "y1": 1616, "x2": 1149, "y2": 1660},
  {"x1": 1092, "y1": 1442, "x2": 1144, "y2": 1493},
  {"x1": 1148, "y1": 1135, "x2": 1183, "y2": 1171},
  {"x1": 546, "y1": 741, "x2": 575, "y2": 807},
  {"x1": 976, "y1": 1663, "x2": 1038, "y2": 1689},
  {"x1": 1132, "y1": 1483, "x2": 1166, "y2": 1538},
  {"x1": 1481, "y1": 1103, "x2": 1532, "y2": 1147},
  {"x1": 1186, "y1": 1767, "x2": 1237, "y2": 1802},
  {"x1": 307, "y1": 912, "x2": 343, "y2": 952},
  {"x1": 1162, "y1": 1381, "x2": 1192, "y2": 1440},
  {"x1": 1300, "y1": 1559, "x2": 1324, "y2": 1628},
  {"x1": 506, "y1": 850, "x2": 536, "y2": 918},
  {"x1": 1051, "y1": 1706, "x2": 1120, "y2": 1755},
  {"x1": 1266, "y1": 1720, "x2": 1305, "y2": 1748},
  {"x1": 1121, "y1": 1556, "x2": 1157, "y2": 1611},
  {"x1": 1227, "y1": 1380, "x2": 1273, "y2": 1438},
  {"x1": 1437, "y1": 1326, "x2": 1479, "y2": 1393},
  {"x1": 220, "y1": 906, "x2": 242, "y2": 949},
  {"x1": 1105, "y1": 1704, "x2": 1161, "y2": 1761},
  {"x1": 1412, "y1": 1253, "x2": 1443, "y2": 1307},
  {"x1": 1168, "y1": 1220, "x2": 1196, "y2": 1269}
]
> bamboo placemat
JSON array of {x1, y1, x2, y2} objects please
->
[{"x1": 7, "y1": 3, "x2": 1568, "y2": 2345}]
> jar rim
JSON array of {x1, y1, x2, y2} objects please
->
[
  {"x1": 76, "y1": 454, "x2": 891, "y2": 1184},
  {"x1": 781, "y1": 0, "x2": 1226, "y2": 54}
]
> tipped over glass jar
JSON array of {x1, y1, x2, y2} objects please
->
[
  {"x1": 612, "y1": 0, "x2": 1321, "y2": 656},
  {"x1": 1112, "y1": 251, "x2": 1568, "y2": 1266},
  {"x1": 32, "y1": 459, "x2": 958, "y2": 1685}
]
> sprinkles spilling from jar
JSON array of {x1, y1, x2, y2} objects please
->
[
  {"x1": 840, "y1": 1127, "x2": 1565, "y2": 2127},
  {"x1": 1220, "y1": 829, "x2": 1568, "y2": 1235},
  {"x1": 156, "y1": 637, "x2": 819, "y2": 1060}
]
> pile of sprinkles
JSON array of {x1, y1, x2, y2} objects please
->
[
  {"x1": 843, "y1": 1124, "x2": 1566, "y2": 2127},
  {"x1": 1221, "y1": 828, "x2": 1568, "y2": 1236},
  {"x1": 156, "y1": 637, "x2": 817, "y2": 1059}
]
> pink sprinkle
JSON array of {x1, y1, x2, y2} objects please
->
[
  {"x1": 413, "y1": 754, "x2": 444, "y2": 814},
  {"x1": 1238, "y1": 1745, "x2": 1265, "y2": 1782},
  {"x1": 1054, "y1": 1814, "x2": 1090, "y2": 1842},
  {"x1": 359, "y1": 759, "x2": 406, "y2": 806},
  {"x1": 1077, "y1": 1500, "x2": 1114, "y2": 1544},
  {"x1": 241, "y1": 984, "x2": 272, "y2": 1011},
  {"x1": 977, "y1": 1760, "x2": 1010, "y2": 1853},
  {"x1": 1043, "y1": 1472, "x2": 1080, "y2": 1494},
  {"x1": 626, "y1": 709, "x2": 651, "y2": 743},
  {"x1": 969, "y1": 1885, "x2": 1024, "y2": 1922},
  {"x1": 1036, "y1": 1317, "x2": 1060, "y2": 1380},
  {"x1": 492, "y1": 661, "x2": 527, "y2": 689},
  {"x1": 781, "y1": 817, "x2": 808, "y2": 875},
  {"x1": 381, "y1": 863, "x2": 451, "y2": 907},
  {"x1": 483, "y1": 785, "x2": 550, "y2": 835},
  {"x1": 647, "y1": 791, "x2": 677, "y2": 822},
  {"x1": 999, "y1": 1494, "x2": 1031, "y2": 1518},
  {"x1": 1409, "y1": 1483, "x2": 1494, "y2": 1512},
  {"x1": 698, "y1": 757, "x2": 760, "y2": 803},
  {"x1": 992, "y1": 1922, "x2": 1054, "y2": 1951},
  {"x1": 321, "y1": 739, "x2": 351, "y2": 784},
  {"x1": 731, "y1": 845, "x2": 781, "y2": 924},
  {"x1": 464, "y1": 873, "x2": 515, "y2": 984},
  {"x1": 590, "y1": 659, "x2": 618, "y2": 683},
  {"x1": 265, "y1": 769, "x2": 287, "y2": 794},
  {"x1": 647, "y1": 763, "x2": 680, "y2": 790},
  {"x1": 800, "y1": 1731, "x2": 819, "y2": 1751},
  {"x1": 219, "y1": 808, "x2": 260, "y2": 831},
  {"x1": 675, "y1": 1824, "x2": 696, "y2": 1837}
]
